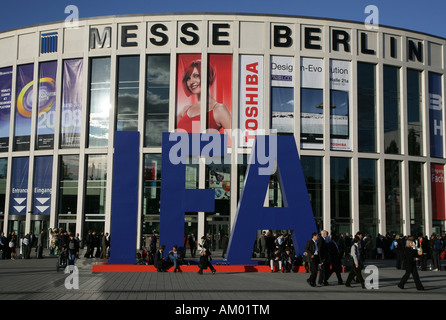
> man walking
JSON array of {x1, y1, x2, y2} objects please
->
[{"x1": 304, "y1": 232, "x2": 320, "y2": 287}]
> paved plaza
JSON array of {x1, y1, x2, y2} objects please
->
[{"x1": 0, "y1": 249, "x2": 445, "y2": 302}]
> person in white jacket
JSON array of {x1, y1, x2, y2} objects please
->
[{"x1": 345, "y1": 237, "x2": 365, "y2": 289}]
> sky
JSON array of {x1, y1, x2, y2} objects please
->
[{"x1": 0, "y1": 0, "x2": 446, "y2": 38}]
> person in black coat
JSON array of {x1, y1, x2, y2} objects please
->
[
  {"x1": 304, "y1": 232, "x2": 320, "y2": 287},
  {"x1": 327, "y1": 234, "x2": 344, "y2": 285},
  {"x1": 397, "y1": 239, "x2": 425, "y2": 290},
  {"x1": 154, "y1": 245, "x2": 166, "y2": 272}
]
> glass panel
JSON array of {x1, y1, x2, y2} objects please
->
[
  {"x1": 143, "y1": 154, "x2": 161, "y2": 216},
  {"x1": 330, "y1": 157, "x2": 351, "y2": 229},
  {"x1": 145, "y1": 55, "x2": 170, "y2": 147},
  {"x1": 357, "y1": 62, "x2": 376, "y2": 153},
  {"x1": 85, "y1": 155, "x2": 107, "y2": 215},
  {"x1": 358, "y1": 159, "x2": 377, "y2": 231},
  {"x1": 409, "y1": 161, "x2": 424, "y2": 236},
  {"x1": 301, "y1": 156, "x2": 323, "y2": 230},
  {"x1": 385, "y1": 160, "x2": 402, "y2": 235},
  {"x1": 58, "y1": 155, "x2": 79, "y2": 215},
  {"x1": 271, "y1": 87, "x2": 294, "y2": 134},
  {"x1": 384, "y1": 65, "x2": 401, "y2": 154},
  {"x1": 301, "y1": 88, "x2": 324, "y2": 149},
  {"x1": 116, "y1": 56, "x2": 139, "y2": 132},
  {"x1": 88, "y1": 58, "x2": 111, "y2": 148},
  {"x1": 407, "y1": 69, "x2": 423, "y2": 156}
]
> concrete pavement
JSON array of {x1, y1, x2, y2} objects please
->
[{"x1": 0, "y1": 249, "x2": 445, "y2": 301}]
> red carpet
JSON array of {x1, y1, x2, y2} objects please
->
[{"x1": 92, "y1": 263, "x2": 310, "y2": 273}]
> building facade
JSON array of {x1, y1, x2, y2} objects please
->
[{"x1": 0, "y1": 13, "x2": 445, "y2": 249}]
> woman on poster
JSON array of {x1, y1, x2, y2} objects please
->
[{"x1": 177, "y1": 59, "x2": 231, "y2": 133}]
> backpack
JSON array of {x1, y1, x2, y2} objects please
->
[{"x1": 433, "y1": 239, "x2": 443, "y2": 251}]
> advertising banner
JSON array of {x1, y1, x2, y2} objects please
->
[
  {"x1": 300, "y1": 58, "x2": 323, "y2": 149},
  {"x1": 429, "y1": 72, "x2": 443, "y2": 158},
  {"x1": 330, "y1": 59, "x2": 351, "y2": 151},
  {"x1": 176, "y1": 54, "x2": 202, "y2": 133},
  {"x1": 207, "y1": 54, "x2": 232, "y2": 134},
  {"x1": 271, "y1": 56, "x2": 294, "y2": 134},
  {"x1": 431, "y1": 163, "x2": 445, "y2": 221},
  {"x1": 36, "y1": 61, "x2": 57, "y2": 149},
  {"x1": 0, "y1": 67, "x2": 13, "y2": 152},
  {"x1": 14, "y1": 64, "x2": 34, "y2": 151},
  {"x1": 271, "y1": 56, "x2": 294, "y2": 87},
  {"x1": 61, "y1": 59, "x2": 83, "y2": 148},
  {"x1": 239, "y1": 55, "x2": 264, "y2": 147},
  {"x1": 33, "y1": 156, "x2": 53, "y2": 215},
  {"x1": 10, "y1": 157, "x2": 29, "y2": 215},
  {"x1": 209, "y1": 169, "x2": 230, "y2": 200}
]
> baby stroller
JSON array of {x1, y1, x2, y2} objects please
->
[{"x1": 57, "y1": 247, "x2": 68, "y2": 271}]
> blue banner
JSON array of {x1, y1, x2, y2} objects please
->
[
  {"x1": 33, "y1": 156, "x2": 53, "y2": 215},
  {"x1": 14, "y1": 64, "x2": 34, "y2": 151},
  {"x1": 11, "y1": 157, "x2": 29, "y2": 215},
  {"x1": 36, "y1": 61, "x2": 57, "y2": 149},
  {"x1": 0, "y1": 66, "x2": 13, "y2": 152},
  {"x1": 429, "y1": 72, "x2": 443, "y2": 158}
]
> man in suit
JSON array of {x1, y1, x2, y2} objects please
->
[
  {"x1": 304, "y1": 232, "x2": 320, "y2": 287},
  {"x1": 318, "y1": 230, "x2": 330, "y2": 286},
  {"x1": 0, "y1": 232, "x2": 7, "y2": 259},
  {"x1": 326, "y1": 234, "x2": 344, "y2": 285},
  {"x1": 154, "y1": 245, "x2": 166, "y2": 272},
  {"x1": 37, "y1": 229, "x2": 45, "y2": 259},
  {"x1": 188, "y1": 232, "x2": 196, "y2": 258}
]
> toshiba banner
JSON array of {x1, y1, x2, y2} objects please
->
[{"x1": 239, "y1": 55, "x2": 264, "y2": 147}]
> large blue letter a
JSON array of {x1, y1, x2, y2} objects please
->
[{"x1": 225, "y1": 135, "x2": 317, "y2": 265}]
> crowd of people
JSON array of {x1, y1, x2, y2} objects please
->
[
  {"x1": 0, "y1": 228, "x2": 111, "y2": 263},
  {"x1": 302, "y1": 230, "x2": 445, "y2": 290},
  {"x1": 141, "y1": 233, "x2": 217, "y2": 275}
]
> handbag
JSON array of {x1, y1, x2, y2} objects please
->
[{"x1": 344, "y1": 253, "x2": 354, "y2": 267}]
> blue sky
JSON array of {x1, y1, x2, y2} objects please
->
[{"x1": 1, "y1": 0, "x2": 446, "y2": 38}]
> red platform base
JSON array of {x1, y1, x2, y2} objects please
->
[{"x1": 92, "y1": 263, "x2": 310, "y2": 273}]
